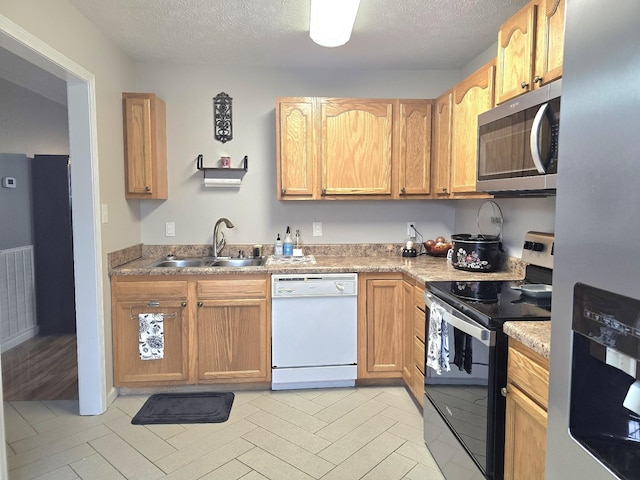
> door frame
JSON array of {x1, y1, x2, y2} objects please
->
[{"x1": 0, "y1": 14, "x2": 107, "y2": 419}]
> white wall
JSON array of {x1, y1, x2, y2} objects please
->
[
  {"x1": 0, "y1": 77, "x2": 69, "y2": 156},
  {"x1": 453, "y1": 197, "x2": 556, "y2": 257},
  {"x1": 1, "y1": 0, "x2": 137, "y2": 394},
  {"x1": 136, "y1": 63, "x2": 556, "y2": 252},
  {"x1": 136, "y1": 64, "x2": 461, "y2": 246}
]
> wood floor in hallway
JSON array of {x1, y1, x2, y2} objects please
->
[{"x1": 2, "y1": 335, "x2": 78, "y2": 401}]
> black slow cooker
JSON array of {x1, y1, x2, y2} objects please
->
[{"x1": 452, "y1": 201, "x2": 504, "y2": 273}]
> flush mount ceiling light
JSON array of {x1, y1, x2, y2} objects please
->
[{"x1": 309, "y1": 0, "x2": 361, "y2": 48}]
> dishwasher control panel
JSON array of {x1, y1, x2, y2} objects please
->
[{"x1": 272, "y1": 273, "x2": 358, "y2": 297}]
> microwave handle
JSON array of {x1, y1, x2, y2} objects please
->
[{"x1": 530, "y1": 102, "x2": 549, "y2": 174}]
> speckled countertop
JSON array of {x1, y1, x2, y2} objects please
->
[
  {"x1": 503, "y1": 321, "x2": 551, "y2": 358},
  {"x1": 108, "y1": 243, "x2": 525, "y2": 285}
]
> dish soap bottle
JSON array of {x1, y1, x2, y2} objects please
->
[
  {"x1": 293, "y1": 229, "x2": 303, "y2": 256},
  {"x1": 283, "y1": 226, "x2": 293, "y2": 256},
  {"x1": 274, "y1": 234, "x2": 283, "y2": 256}
]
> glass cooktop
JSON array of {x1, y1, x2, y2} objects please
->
[{"x1": 426, "y1": 280, "x2": 552, "y2": 329}]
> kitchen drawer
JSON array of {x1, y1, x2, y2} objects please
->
[
  {"x1": 414, "y1": 285, "x2": 425, "y2": 312},
  {"x1": 414, "y1": 308, "x2": 425, "y2": 342},
  {"x1": 196, "y1": 276, "x2": 268, "y2": 299},
  {"x1": 410, "y1": 364, "x2": 425, "y2": 406},
  {"x1": 413, "y1": 336, "x2": 425, "y2": 375},
  {"x1": 112, "y1": 278, "x2": 188, "y2": 299},
  {"x1": 507, "y1": 339, "x2": 550, "y2": 408}
]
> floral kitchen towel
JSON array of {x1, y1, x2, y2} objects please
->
[
  {"x1": 426, "y1": 300, "x2": 450, "y2": 375},
  {"x1": 139, "y1": 313, "x2": 164, "y2": 360}
]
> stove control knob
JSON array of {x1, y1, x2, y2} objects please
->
[{"x1": 533, "y1": 242, "x2": 545, "y2": 252}]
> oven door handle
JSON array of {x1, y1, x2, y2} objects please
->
[{"x1": 424, "y1": 292, "x2": 493, "y2": 347}]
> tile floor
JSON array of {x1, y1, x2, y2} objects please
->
[{"x1": 4, "y1": 386, "x2": 446, "y2": 480}]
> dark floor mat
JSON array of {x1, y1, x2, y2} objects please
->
[{"x1": 131, "y1": 392, "x2": 234, "y2": 425}]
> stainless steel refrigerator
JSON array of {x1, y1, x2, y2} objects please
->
[{"x1": 547, "y1": 1, "x2": 640, "y2": 478}]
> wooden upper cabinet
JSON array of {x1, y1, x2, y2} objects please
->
[
  {"x1": 496, "y1": 0, "x2": 565, "y2": 104},
  {"x1": 496, "y1": 3, "x2": 536, "y2": 104},
  {"x1": 431, "y1": 91, "x2": 453, "y2": 197},
  {"x1": 396, "y1": 100, "x2": 432, "y2": 197},
  {"x1": 534, "y1": 0, "x2": 565, "y2": 87},
  {"x1": 320, "y1": 99, "x2": 393, "y2": 196},
  {"x1": 122, "y1": 93, "x2": 168, "y2": 199},
  {"x1": 451, "y1": 60, "x2": 495, "y2": 194},
  {"x1": 276, "y1": 98, "x2": 316, "y2": 199}
]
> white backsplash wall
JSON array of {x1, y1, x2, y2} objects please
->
[
  {"x1": 135, "y1": 64, "x2": 556, "y2": 249},
  {"x1": 453, "y1": 197, "x2": 556, "y2": 258},
  {"x1": 136, "y1": 64, "x2": 461, "y2": 246}
]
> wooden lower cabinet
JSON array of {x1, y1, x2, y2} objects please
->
[
  {"x1": 112, "y1": 275, "x2": 270, "y2": 387},
  {"x1": 503, "y1": 339, "x2": 549, "y2": 480},
  {"x1": 358, "y1": 273, "x2": 404, "y2": 379}
]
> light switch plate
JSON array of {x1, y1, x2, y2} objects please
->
[
  {"x1": 313, "y1": 222, "x2": 322, "y2": 236},
  {"x1": 165, "y1": 222, "x2": 176, "y2": 237}
]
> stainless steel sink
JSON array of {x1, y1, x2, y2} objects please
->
[
  {"x1": 211, "y1": 257, "x2": 266, "y2": 267},
  {"x1": 148, "y1": 258, "x2": 214, "y2": 268},
  {"x1": 147, "y1": 256, "x2": 266, "y2": 268}
]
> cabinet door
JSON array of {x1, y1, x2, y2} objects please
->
[
  {"x1": 451, "y1": 61, "x2": 496, "y2": 193},
  {"x1": 276, "y1": 98, "x2": 317, "y2": 199},
  {"x1": 122, "y1": 93, "x2": 168, "y2": 199},
  {"x1": 534, "y1": 0, "x2": 565, "y2": 87},
  {"x1": 431, "y1": 91, "x2": 453, "y2": 197},
  {"x1": 196, "y1": 299, "x2": 270, "y2": 382},
  {"x1": 320, "y1": 99, "x2": 393, "y2": 196},
  {"x1": 397, "y1": 100, "x2": 432, "y2": 197},
  {"x1": 496, "y1": 3, "x2": 536, "y2": 104},
  {"x1": 358, "y1": 275, "x2": 404, "y2": 379},
  {"x1": 504, "y1": 383, "x2": 547, "y2": 480},
  {"x1": 113, "y1": 300, "x2": 189, "y2": 385}
]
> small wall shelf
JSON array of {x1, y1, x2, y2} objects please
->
[{"x1": 196, "y1": 154, "x2": 248, "y2": 187}]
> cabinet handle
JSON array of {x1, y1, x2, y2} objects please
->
[
  {"x1": 281, "y1": 188, "x2": 286, "y2": 195},
  {"x1": 520, "y1": 81, "x2": 529, "y2": 89},
  {"x1": 145, "y1": 186, "x2": 151, "y2": 192},
  {"x1": 501, "y1": 387, "x2": 508, "y2": 397},
  {"x1": 400, "y1": 187, "x2": 406, "y2": 195},
  {"x1": 442, "y1": 187, "x2": 448, "y2": 193},
  {"x1": 197, "y1": 302, "x2": 203, "y2": 307},
  {"x1": 534, "y1": 75, "x2": 542, "y2": 84},
  {"x1": 321, "y1": 188, "x2": 326, "y2": 196},
  {"x1": 181, "y1": 302, "x2": 187, "y2": 307}
]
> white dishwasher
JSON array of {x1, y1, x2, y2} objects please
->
[{"x1": 271, "y1": 273, "x2": 358, "y2": 390}]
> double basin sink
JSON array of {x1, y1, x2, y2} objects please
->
[{"x1": 147, "y1": 256, "x2": 266, "y2": 268}]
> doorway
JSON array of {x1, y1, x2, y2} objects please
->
[{"x1": 0, "y1": 17, "x2": 108, "y2": 415}]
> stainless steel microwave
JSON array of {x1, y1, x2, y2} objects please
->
[{"x1": 476, "y1": 79, "x2": 561, "y2": 195}]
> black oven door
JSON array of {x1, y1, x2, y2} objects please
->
[{"x1": 423, "y1": 292, "x2": 507, "y2": 480}]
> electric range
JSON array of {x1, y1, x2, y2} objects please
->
[{"x1": 422, "y1": 231, "x2": 554, "y2": 480}]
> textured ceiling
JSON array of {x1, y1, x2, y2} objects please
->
[{"x1": 67, "y1": 0, "x2": 530, "y2": 69}]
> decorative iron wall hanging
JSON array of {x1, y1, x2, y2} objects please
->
[{"x1": 213, "y1": 92, "x2": 233, "y2": 143}]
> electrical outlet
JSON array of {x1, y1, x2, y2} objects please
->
[
  {"x1": 313, "y1": 222, "x2": 323, "y2": 236},
  {"x1": 407, "y1": 222, "x2": 416, "y2": 237},
  {"x1": 165, "y1": 222, "x2": 176, "y2": 237}
]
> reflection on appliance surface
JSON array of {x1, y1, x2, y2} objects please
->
[{"x1": 571, "y1": 283, "x2": 640, "y2": 480}]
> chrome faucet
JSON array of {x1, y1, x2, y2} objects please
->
[{"x1": 213, "y1": 218, "x2": 235, "y2": 257}]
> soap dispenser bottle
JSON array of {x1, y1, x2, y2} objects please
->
[
  {"x1": 293, "y1": 229, "x2": 302, "y2": 256},
  {"x1": 283, "y1": 226, "x2": 293, "y2": 256},
  {"x1": 274, "y1": 234, "x2": 283, "y2": 256}
]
